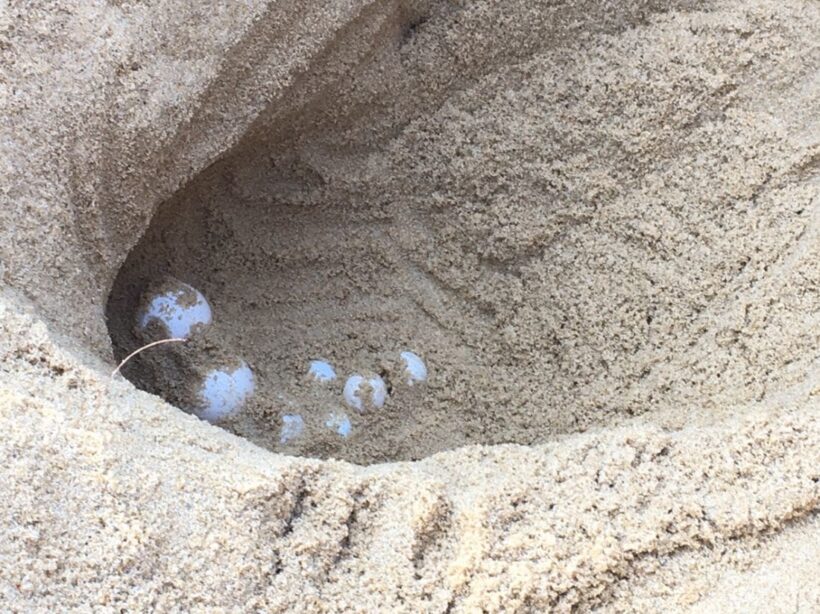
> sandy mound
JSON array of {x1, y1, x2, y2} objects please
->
[{"x1": 1, "y1": 0, "x2": 818, "y2": 611}]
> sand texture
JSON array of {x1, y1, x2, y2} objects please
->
[{"x1": 1, "y1": 0, "x2": 819, "y2": 611}]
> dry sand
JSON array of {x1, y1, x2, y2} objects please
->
[{"x1": 1, "y1": 0, "x2": 819, "y2": 611}]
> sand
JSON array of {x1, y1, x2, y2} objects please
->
[{"x1": 1, "y1": 0, "x2": 819, "y2": 611}]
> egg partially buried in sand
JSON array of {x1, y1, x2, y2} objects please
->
[
  {"x1": 136, "y1": 279, "x2": 212, "y2": 339},
  {"x1": 343, "y1": 374, "x2": 387, "y2": 412},
  {"x1": 194, "y1": 361, "x2": 255, "y2": 423},
  {"x1": 400, "y1": 351, "x2": 428, "y2": 385},
  {"x1": 280, "y1": 414, "x2": 305, "y2": 444},
  {"x1": 325, "y1": 411, "x2": 353, "y2": 438},
  {"x1": 308, "y1": 360, "x2": 336, "y2": 383}
]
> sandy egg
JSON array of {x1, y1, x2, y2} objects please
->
[
  {"x1": 194, "y1": 361, "x2": 255, "y2": 423},
  {"x1": 400, "y1": 351, "x2": 427, "y2": 385},
  {"x1": 343, "y1": 374, "x2": 387, "y2": 412},
  {"x1": 280, "y1": 414, "x2": 305, "y2": 444},
  {"x1": 325, "y1": 411, "x2": 352, "y2": 438},
  {"x1": 137, "y1": 279, "x2": 212, "y2": 339},
  {"x1": 308, "y1": 360, "x2": 336, "y2": 382}
]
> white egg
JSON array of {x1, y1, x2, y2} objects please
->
[
  {"x1": 195, "y1": 361, "x2": 255, "y2": 423},
  {"x1": 369, "y1": 376, "x2": 388, "y2": 408},
  {"x1": 280, "y1": 414, "x2": 305, "y2": 444},
  {"x1": 343, "y1": 374, "x2": 387, "y2": 412},
  {"x1": 137, "y1": 280, "x2": 212, "y2": 339},
  {"x1": 325, "y1": 411, "x2": 352, "y2": 438},
  {"x1": 343, "y1": 375, "x2": 365, "y2": 411},
  {"x1": 308, "y1": 360, "x2": 336, "y2": 382},
  {"x1": 400, "y1": 351, "x2": 428, "y2": 385}
]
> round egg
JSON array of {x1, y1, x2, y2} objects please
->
[
  {"x1": 137, "y1": 279, "x2": 212, "y2": 339},
  {"x1": 308, "y1": 359, "x2": 336, "y2": 382},
  {"x1": 400, "y1": 351, "x2": 427, "y2": 385},
  {"x1": 194, "y1": 361, "x2": 255, "y2": 423},
  {"x1": 325, "y1": 411, "x2": 352, "y2": 438},
  {"x1": 280, "y1": 414, "x2": 305, "y2": 444},
  {"x1": 343, "y1": 374, "x2": 387, "y2": 412}
]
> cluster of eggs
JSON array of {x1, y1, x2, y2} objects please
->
[
  {"x1": 135, "y1": 278, "x2": 256, "y2": 423},
  {"x1": 280, "y1": 351, "x2": 427, "y2": 444},
  {"x1": 133, "y1": 278, "x2": 428, "y2": 445}
]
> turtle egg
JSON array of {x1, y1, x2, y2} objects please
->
[
  {"x1": 194, "y1": 361, "x2": 255, "y2": 423},
  {"x1": 400, "y1": 351, "x2": 427, "y2": 385},
  {"x1": 343, "y1": 374, "x2": 387, "y2": 412},
  {"x1": 280, "y1": 414, "x2": 305, "y2": 444},
  {"x1": 325, "y1": 411, "x2": 352, "y2": 438},
  {"x1": 137, "y1": 279, "x2": 212, "y2": 339},
  {"x1": 308, "y1": 360, "x2": 336, "y2": 382}
]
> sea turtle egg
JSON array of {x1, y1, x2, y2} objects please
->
[
  {"x1": 308, "y1": 360, "x2": 336, "y2": 382},
  {"x1": 343, "y1": 374, "x2": 387, "y2": 412},
  {"x1": 400, "y1": 351, "x2": 427, "y2": 385},
  {"x1": 137, "y1": 280, "x2": 212, "y2": 339},
  {"x1": 195, "y1": 361, "x2": 255, "y2": 423},
  {"x1": 280, "y1": 414, "x2": 305, "y2": 444},
  {"x1": 325, "y1": 411, "x2": 352, "y2": 438}
]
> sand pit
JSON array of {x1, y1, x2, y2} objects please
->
[{"x1": 1, "y1": 0, "x2": 819, "y2": 610}]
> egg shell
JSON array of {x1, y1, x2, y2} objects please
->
[
  {"x1": 343, "y1": 374, "x2": 387, "y2": 412},
  {"x1": 308, "y1": 360, "x2": 336, "y2": 382},
  {"x1": 137, "y1": 279, "x2": 212, "y2": 339},
  {"x1": 400, "y1": 351, "x2": 428, "y2": 385},
  {"x1": 195, "y1": 361, "x2": 255, "y2": 423},
  {"x1": 280, "y1": 414, "x2": 305, "y2": 444},
  {"x1": 325, "y1": 411, "x2": 352, "y2": 438}
]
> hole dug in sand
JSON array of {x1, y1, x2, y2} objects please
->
[
  {"x1": 105, "y1": 2, "x2": 817, "y2": 466},
  {"x1": 106, "y1": 161, "x2": 457, "y2": 465}
]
